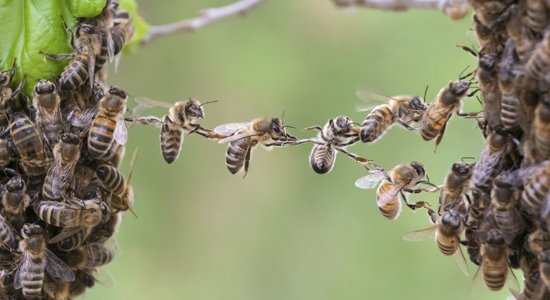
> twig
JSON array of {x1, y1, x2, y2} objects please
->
[
  {"x1": 141, "y1": 0, "x2": 265, "y2": 44},
  {"x1": 332, "y1": 0, "x2": 470, "y2": 20}
]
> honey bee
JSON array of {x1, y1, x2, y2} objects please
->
[
  {"x1": 526, "y1": 30, "x2": 550, "y2": 82},
  {"x1": 512, "y1": 271, "x2": 550, "y2": 300},
  {"x1": 214, "y1": 117, "x2": 298, "y2": 176},
  {"x1": 506, "y1": 4, "x2": 535, "y2": 64},
  {"x1": 356, "y1": 92, "x2": 427, "y2": 143},
  {"x1": 99, "y1": 142, "x2": 125, "y2": 167},
  {"x1": 0, "y1": 59, "x2": 24, "y2": 120},
  {"x1": 438, "y1": 161, "x2": 473, "y2": 214},
  {"x1": 88, "y1": 87, "x2": 127, "y2": 158},
  {"x1": 471, "y1": 126, "x2": 510, "y2": 193},
  {"x1": 89, "y1": 212, "x2": 121, "y2": 244},
  {"x1": 0, "y1": 214, "x2": 17, "y2": 251},
  {"x1": 475, "y1": 228, "x2": 518, "y2": 291},
  {"x1": 34, "y1": 198, "x2": 109, "y2": 244},
  {"x1": 1, "y1": 175, "x2": 30, "y2": 230},
  {"x1": 14, "y1": 224, "x2": 75, "y2": 299},
  {"x1": 9, "y1": 112, "x2": 50, "y2": 177},
  {"x1": 469, "y1": 1, "x2": 513, "y2": 29},
  {"x1": 521, "y1": 160, "x2": 550, "y2": 215},
  {"x1": 96, "y1": 148, "x2": 137, "y2": 213},
  {"x1": 0, "y1": 136, "x2": 15, "y2": 167},
  {"x1": 134, "y1": 97, "x2": 219, "y2": 164},
  {"x1": 55, "y1": 230, "x2": 88, "y2": 253},
  {"x1": 403, "y1": 202, "x2": 469, "y2": 275},
  {"x1": 524, "y1": 0, "x2": 550, "y2": 37},
  {"x1": 42, "y1": 133, "x2": 81, "y2": 200},
  {"x1": 355, "y1": 162, "x2": 438, "y2": 220},
  {"x1": 477, "y1": 49, "x2": 503, "y2": 129},
  {"x1": 491, "y1": 174, "x2": 524, "y2": 245},
  {"x1": 68, "y1": 270, "x2": 95, "y2": 298},
  {"x1": 306, "y1": 116, "x2": 373, "y2": 174},
  {"x1": 533, "y1": 95, "x2": 550, "y2": 161},
  {"x1": 420, "y1": 79, "x2": 474, "y2": 147},
  {"x1": 86, "y1": 243, "x2": 115, "y2": 268},
  {"x1": 111, "y1": 6, "x2": 135, "y2": 70},
  {"x1": 32, "y1": 80, "x2": 63, "y2": 147},
  {"x1": 498, "y1": 41, "x2": 521, "y2": 130}
]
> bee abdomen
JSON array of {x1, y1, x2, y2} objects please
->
[
  {"x1": 522, "y1": 177, "x2": 550, "y2": 211},
  {"x1": 420, "y1": 109, "x2": 448, "y2": 141},
  {"x1": 59, "y1": 58, "x2": 89, "y2": 91},
  {"x1": 225, "y1": 139, "x2": 249, "y2": 174},
  {"x1": 309, "y1": 144, "x2": 335, "y2": 174},
  {"x1": 160, "y1": 120, "x2": 183, "y2": 164},
  {"x1": 377, "y1": 183, "x2": 400, "y2": 220},
  {"x1": 57, "y1": 231, "x2": 87, "y2": 252},
  {"x1": 483, "y1": 269, "x2": 507, "y2": 291},
  {"x1": 500, "y1": 94, "x2": 518, "y2": 129},
  {"x1": 436, "y1": 238, "x2": 458, "y2": 256},
  {"x1": 539, "y1": 252, "x2": 550, "y2": 288},
  {"x1": 36, "y1": 203, "x2": 65, "y2": 227},
  {"x1": 96, "y1": 165, "x2": 125, "y2": 195},
  {"x1": 88, "y1": 116, "x2": 116, "y2": 158},
  {"x1": 360, "y1": 106, "x2": 394, "y2": 143}
]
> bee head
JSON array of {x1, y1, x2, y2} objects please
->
[
  {"x1": 184, "y1": 99, "x2": 205, "y2": 119},
  {"x1": 6, "y1": 176, "x2": 25, "y2": 192},
  {"x1": 489, "y1": 125, "x2": 509, "y2": 149},
  {"x1": 0, "y1": 71, "x2": 9, "y2": 86},
  {"x1": 409, "y1": 161, "x2": 425, "y2": 177},
  {"x1": 103, "y1": 87, "x2": 127, "y2": 112},
  {"x1": 440, "y1": 210, "x2": 462, "y2": 230},
  {"x1": 483, "y1": 228, "x2": 505, "y2": 246},
  {"x1": 332, "y1": 116, "x2": 353, "y2": 132},
  {"x1": 449, "y1": 80, "x2": 471, "y2": 98},
  {"x1": 409, "y1": 97, "x2": 427, "y2": 111},
  {"x1": 34, "y1": 80, "x2": 55, "y2": 95},
  {"x1": 21, "y1": 223, "x2": 42, "y2": 238},
  {"x1": 451, "y1": 162, "x2": 473, "y2": 177}
]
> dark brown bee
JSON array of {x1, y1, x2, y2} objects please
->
[
  {"x1": 32, "y1": 80, "x2": 63, "y2": 147},
  {"x1": 438, "y1": 161, "x2": 473, "y2": 214},
  {"x1": 477, "y1": 228, "x2": 515, "y2": 291},
  {"x1": 420, "y1": 79, "x2": 474, "y2": 147},
  {"x1": 524, "y1": 0, "x2": 550, "y2": 37},
  {"x1": 497, "y1": 40, "x2": 521, "y2": 130},
  {"x1": 1, "y1": 175, "x2": 30, "y2": 230},
  {"x1": 356, "y1": 92, "x2": 427, "y2": 143},
  {"x1": 9, "y1": 112, "x2": 50, "y2": 177},
  {"x1": 491, "y1": 174, "x2": 524, "y2": 245},
  {"x1": 42, "y1": 133, "x2": 81, "y2": 200},
  {"x1": 526, "y1": 30, "x2": 550, "y2": 82},
  {"x1": 215, "y1": 118, "x2": 297, "y2": 176},
  {"x1": 471, "y1": 126, "x2": 510, "y2": 193}
]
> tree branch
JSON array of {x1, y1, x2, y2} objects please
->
[
  {"x1": 332, "y1": 0, "x2": 470, "y2": 20},
  {"x1": 141, "y1": 0, "x2": 265, "y2": 45}
]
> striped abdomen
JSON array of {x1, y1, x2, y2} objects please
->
[
  {"x1": 160, "y1": 118, "x2": 184, "y2": 164},
  {"x1": 482, "y1": 261, "x2": 507, "y2": 291},
  {"x1": 94, "y1": 31, "x2": 109, "y2": 71},
  {"x1": 96, "y1": 164, "x2": 125, "y2": 196},
  {"x1": 0, "y1": 217, "x2": 16, "y2": 249},
  {"x1": 0, "y1": 139, "x2": 12, "y2": 166},
  {"x1": 56, "y1": 230, "x2": 87, "y2": 252},
  {"x1": 88, "y1": 114, "x2": 116, "y2": 158},
  {"x1": 493, "y1": 208, "x2": 523, "y2": 244},
  {"x1": 500, "y1": 92, "x2": 519, "y2": 129},
  {"x1": 435, "y1": 232, "x2": 459, "y2": 256},
  {"x1": 539, "y1": 251, "x2": 550, "y2": 288},
  {"x1": 35, "y1": 202, "x2": 77, "y2": 227},
  {"x1": 309, "y1": 144, "x2": 335, "y2": 174},
  {"x1": 360, "y1": 105, "x2": 395, "y2": 143},
  {"x1": 527, "y1": 38, "x2": 550, "y2": 80},
  {"x1": 534, "y1": 104, "x2": 550, "y2": 160},
  {"x1": 20, "y1": 255, "x2": 45, "y2": 298},
  {"x1": 225, "y1": 137, "x2": 252, "y2": 174},
  {"x1": 420, "y1": 104, "x2": 453, "y2": 141},
  {"x1": 376, "y1": 182, "x2": 400, "y2": 220},
  {"x1": 87, "y1": 243, "x2": 114, "y2": 267},
  {"x1": 10, "y1": 113, "x2": 47, "y2": 176},
  {"x1": 522, "y1": 172, "x2": 550, "y2": 212},
  {"x1": 59, "y1": 55, "x2": 89, "y2": 91}
]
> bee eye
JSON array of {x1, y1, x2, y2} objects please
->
[
  {"x1": 22, "y1": 227, "x2": 31, "y2": 236},
  {"x1": 272, "y1": 123, "x2": 281, "y2": 133}
]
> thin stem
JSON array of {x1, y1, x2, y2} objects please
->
[
  {"x1": 141, "y1": 0, "x2": 265, "y2": 45},
  {"x1": 332, "y1": 0, "x2": 469, "y2": 20}
]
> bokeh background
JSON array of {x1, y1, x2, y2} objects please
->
[{"x1": 83, "y1": 1, "x2": 513, "y2": 299}]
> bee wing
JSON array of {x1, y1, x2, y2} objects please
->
[
  {"x1": 86, "y1": 42, "x2": 95, "y2": 90},
  {"x1": 13, "y1": 252, "x2": 31, "y2": 290},
  {"x1": 48, "y1": 227, "x2": 84, "y2": 244},
  {"x1": 213, "y1": 122, "x2": 250, "y2": 137},
  {"x1": 105, "y1": 29, "x2": 115, "y2": 63},
  {"x1": 134, "y1": 96, "x2": 173, "y2": 109},
  {"x1": 402, "y1": 225, "x2": 436, "y2": 241},
  {"x1": 44, "y1": 248, "x2": 75, "y2": 282},
  {"x1": 354, "y1": 171, "x2": 386, "y2": 189},
  {"x1": 114, "y1": 113, "x2": 128, "y2": 145},
  {"x1": 218, "y1": 132, "x2": 261, "y2": 144},
  {"x1": 454, "y1": 246, "x2": 469, "y2": 276},
  {"x1": 377, "y1": 182, "x2": 405, "y2": 207}
]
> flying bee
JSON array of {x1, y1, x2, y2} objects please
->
[
  {"x1": 403, "y1": 202, "x2": 469, "y2": 276},
  {"x1": 356, "y1": 91, "x2": 427, "y2": 143},
  {"x1": 2, "y1": 175, "x2": 30, "y2": 230},
  {"x1": 42, "y1": 133, "x2": 81, "y2": 200},
  {"x1": 491, "y1": 174, "x2": 524, "y2": 245},
  {"x1": 133, "y1": 97, "x2": 220, "y2": 164},
  {"x1": 14, "y1": 224, "x2": 75, "y2": 299},
  {"x1": 214, "y1": 117, "x2": 298, "y2": 176},
  {"x1": 32, "y1": 80, "x2": 63, "y2": 147},
  {"x1": 474, "y1": 228, "x2": 519, "y2": 292},
  {"x1": 420, "y1": 78, "x2": 476, "y2": 147},
  {"x1": 355, "y1": 161, "x2": 438, "y2": 220},
  {"x1": 305, "y1": 116, "x2": 374, "y2": 174},
  {"x1": 471, "y1": 126, "x2": 510, "y2": 193},
  {"x1": 438, "y1": 160, "x2": 473, "y2": 214},
  {"x1": 34, "y1": 198, "x2": 109, "y2": 245},
  {"x1": 88, "y1": 87, "x2": 127, "y2": 158},
  {"x1": 9, "y1": 112, "x2": 50, "y2": 177}
]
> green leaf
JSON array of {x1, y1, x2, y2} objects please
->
[
  {"x1": 0, "y1": 0, "x2": 106, "y2": 96},
  {"x1": 119, "y1": 0, "x2": 149, "y2": 53}
]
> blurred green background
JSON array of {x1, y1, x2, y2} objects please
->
[{"x1": 83, "y1": 1, "x2": 513, "y2": 299}]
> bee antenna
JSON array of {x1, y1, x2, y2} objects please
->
[
  {"x1": 199, "y1": 100, "x2": 218, "y2": 107},
  {"x1": 422, "y1": 85, "x2": 429, "y2": 102},
  {"x1": 461, "y1": 156, "x2": 476, "y2": 163},
  {"x1": 281, "y1": 109, "x2": 286, "y2": 123},
  {"x1": 352, "y1": 122, "x2": 362, "y2": 127},
  {"x1": 458, "y1": 65, "x2": 474, "y2": 80},
  {"x1": 283, "y1": 125, "x2": 296, "y2": 130}
]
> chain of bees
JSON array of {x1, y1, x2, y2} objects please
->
[{"x1": 1, "y1": 0, "x2": 550, "y2": 299}]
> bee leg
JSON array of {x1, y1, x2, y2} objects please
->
[
  {"x1": 39, "y1": 51, "x2": 75, "y2": 61},
  {"x1": 399, "y1": 192, "x2": 418, "y2": 211},
  {"x1": 190, "y1": 124, "x2": 225, "y2": 139},
  {"x1": 11, "y1": 76, "x2": 25, "y2": 99},
  {"x1": 334, "y1": 147, "x2": 374, "y2": 169},
  {"x1": 265, "y1": 139, "x2": 313, "y2": 147},
  {"x1": 304, "y1": 125, "x2": 322, "y2": 131},
  {"x1": 434, "y1": 121, "x2": 448, "y2": 151},
  {"x1": 416, "y1": 180, "x2": 440, "y2": 192},
  {"x1": 396, "y1": 121, "x2": 416, "y2": 131},
  {"x1": 242, "y1": 147, "x2": 252, "y2": 179},
  {"x1": 9, "y1": 58, "x2": 16, "y2": 82}
]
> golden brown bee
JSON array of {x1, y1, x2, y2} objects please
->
[
  {"x1": 476, "y1": 228, "x2": 517, "y2": 291},
  {"x1": 214, "y1": 117, "x2": 298, "y2": 176},
  {"x1": 134, "y1": 97, "x2": 219, "y2": 164},
  {"x1": 306, "y1": 116, "x2": 372, "y2": 174},
  {"x1": 14, "y1": 224, "x2": 75, "y2": 299},
  {"x1": 471, "y1": 126, "x2": 510, "y2": 192},
  {"x1": 491, "y1": 174, "x2": 524, "y2": 245},
  {"x1": 438, "y1": 161, "x2": 473, "y2": 214},
  {"x1": 9, "y1": 112, "x2": 50, "y2": 177},
  {"x1": 420, "y1": 79, "x2": 473, "y2": 147},
  {"x1": 88, "y1": 87, "x2": 127, "y2": 158},
  {"x1": 356, "y1": 92, "x2": 427, "y2": 143},
  {"x1": 34, "y1": 198, "x2": 109, "y2": 244},
  {"x1": 32, "y1": 80, "x2": 63, "y2": 147},
  {"x1": 355, "y1": 162, "x2": 437, "y2": 220},
  {"x1": 403, "y1": 202, "x2": 469, "y2": 276},
  {"x1": 1, "y1": 175, "x2": 30, "y2": 230},
  {"x1": 42, "y1": 133, "x2": 81, "y2": 200}
]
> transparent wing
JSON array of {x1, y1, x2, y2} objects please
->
[
  {"x1": 70, "y1": 107, "x2": 97, "y2": 133},
  {"x1": 105, "y1": 29, "x2": 115, "y2": 63},
  {"x1": 377, "y1": 183, "x2": 404, "y2": 208},
  {"x1": 402, "y1": 225, "x2": 436, "y2": 242},
  {"x1": 48, "y1": 227, "x2": 84, "y2": 244},
  {"x1": 114, "y1": 113, "x2": 128, "y2": 145},
  {"x1": 14, "y1": 253, "x2": 31, "y2": 290},
  {"x1": 134, "y1": 96, "x2": 173, "y2": 109},
  {"x1": 213, "y1": 122, "x2": 250, "y2": 136},
  {"x1": 44, "y1": 248, "x2": 75, "y2": 282},
  {"x1": 354, "y1": 171, "x2": 387, "y2": 189},
  {"x1": 455, "y1": 246, "x2": 469, "y2": 276},
  {"x1": 218, "y1": 132, "x2": 259, "y2": 144}
]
